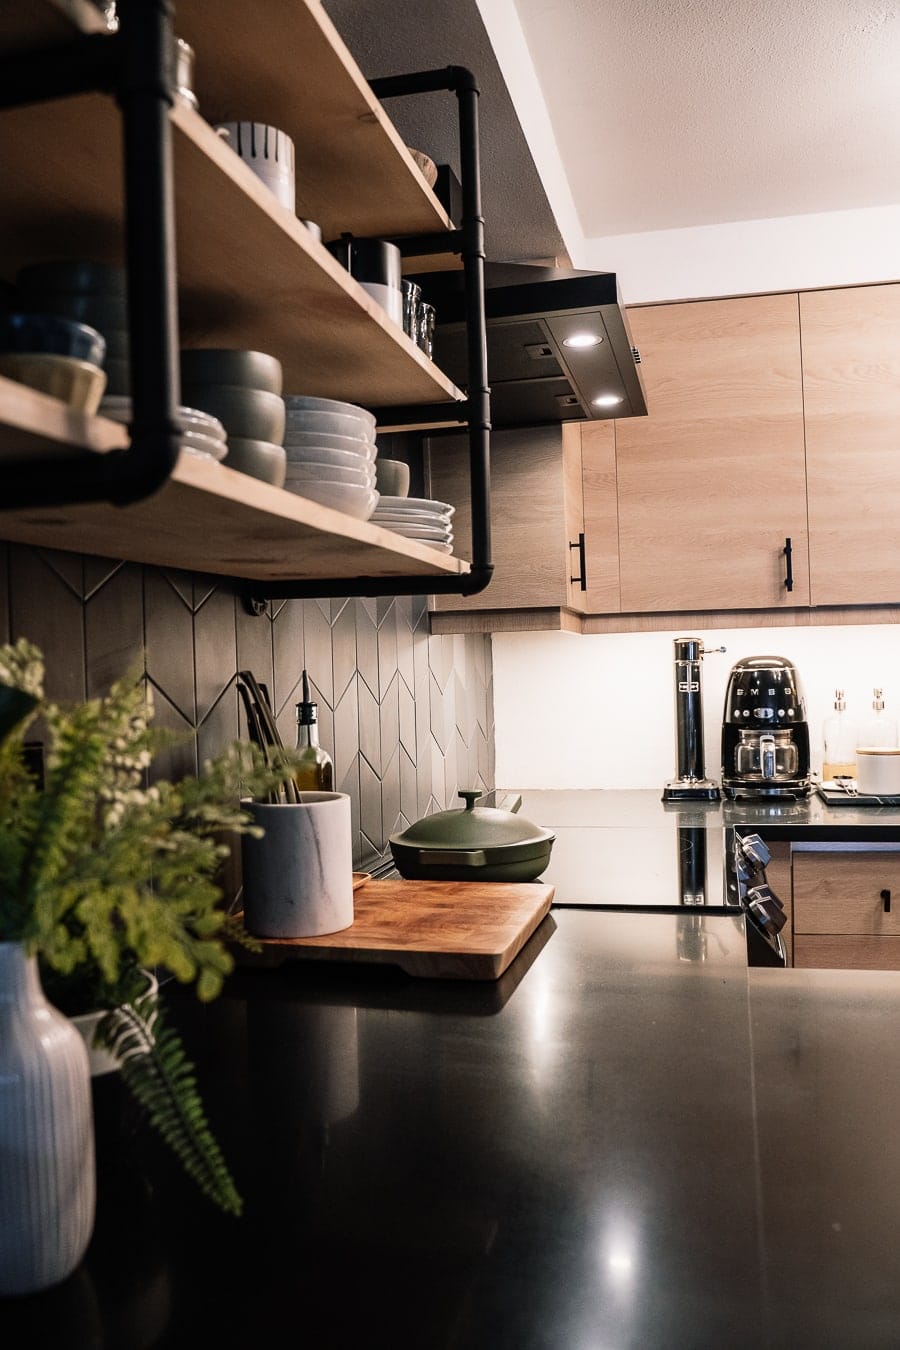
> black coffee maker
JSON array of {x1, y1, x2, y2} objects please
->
[{"x1": 721, "y1": 656, "x2": 811, "y2": 799}]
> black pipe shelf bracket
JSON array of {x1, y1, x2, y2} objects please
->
[
  {"x1": 0, "y1": 0, "x2": 183, "y2": 511},
  {"x1": 0, "y1": 25, "x2": 490, "y2": 603},
  {"x1": 239, "y1": 63, "x2": 493, "y2": 608}
]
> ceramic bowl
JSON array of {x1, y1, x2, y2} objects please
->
[
  {"x1": 282, "y1": 479, "x2": 378, "y2": 519},
  {"x1": 181, "y1": 382, "x2": 286, "y2": 444},
  {"x1": 223, "y1": 437, "x2": 287, "y2": 487},
  {"x1": 0, "y1": 312, "x2": 106, "y2": 365},
  {"x1": 283, "y1": 428, "x2": 375, "y2": 457},
  {"x1": 374, "y1": 458, "x2": 410, "y2": 497},
  {"x1": 283, "y1": 444, "x2": 374, "y2": 470},
  {"x1": 0, "y1": 352, "x2": 106, "y2": 411},
  {"x1": 283, "y1": 395, "x2": 375, "y2": 437},
  {"x1": 16, "y1": 259, "x2": 127, "y2": 298},
  {"x1": 180, "y1": 348, "x2": 283, "y2": 395},
  {"x1": 284, "y1": 462, "x2": 375, "y2": 488}
]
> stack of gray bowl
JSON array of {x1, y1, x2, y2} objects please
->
[
  {"x1": 16, "y1": 260, "x2": 130, "y2": 396},
  {"x1": 180, "y1": 349, "x2": 286, "y2": 486}
]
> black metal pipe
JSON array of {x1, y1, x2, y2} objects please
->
[
  {"x1": 109, "y1": 0, "x2": 181, "y2": 505},
  {"x1": 0, "y1": 33, "x2": 120, "y2": 110}
]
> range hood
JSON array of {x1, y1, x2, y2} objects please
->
[{"x1": 414, "y1": 262, "x2": 648, "y2": 428}]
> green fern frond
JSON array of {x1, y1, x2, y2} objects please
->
[{"x1": 101, "y1": 996, "x2": 243, "y2": 1217}]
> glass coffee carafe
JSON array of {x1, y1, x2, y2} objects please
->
[{"x1": 734, "y1": 729, "x2": 800, "y2": 781}]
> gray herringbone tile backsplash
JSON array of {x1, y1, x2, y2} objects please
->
[{"x1": 0, "y1": 544, "x2": 495, "y2": 874}]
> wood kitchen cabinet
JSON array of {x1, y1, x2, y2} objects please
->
[
  {"x1": 430, "y1": 422, "x2": 619, "y2": 619},
  {"x1": 801, "y1": 283, "x2": 900, "y2": 606},
  {"x1": 792, "y1": 847, "x2": 900, "y2": 970},
  {"x1": 615, "y1": 294, "x2": 809, "y2": 612}
]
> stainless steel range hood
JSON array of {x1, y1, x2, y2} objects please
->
[{"x1": 415, "y1": 262, "x2": 648, "y2": 427}]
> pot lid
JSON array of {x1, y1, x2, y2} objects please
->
[{"x1": 391, "y1": 790, "x2": 553, "y2": 852}]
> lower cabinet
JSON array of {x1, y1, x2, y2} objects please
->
[{"x1": 792, "y1": 848, "x2": 900, "y2": 970}]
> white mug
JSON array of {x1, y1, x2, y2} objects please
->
[
  {"x1": 856, "y1": 748, "x2": 900, "y2": 796},
  {"x1": 216, "y1": 121, "x2": 296, "y2": 213},
  {"x1": 241, "y1": 792, "x2": 354, "y2": 937}
]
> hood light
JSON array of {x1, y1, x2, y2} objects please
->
[
  {"x1": 563, "y1": 332, "x2": 603, "y2": 349},
  {"x1": 593, "y1": 393, "x2": 624, "y2": 408}
]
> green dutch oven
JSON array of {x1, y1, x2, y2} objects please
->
[{"x1": 389, "y1": 790, "x2": 555, "y2": 883}]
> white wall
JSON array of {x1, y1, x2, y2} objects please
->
[{"x1": 492, "y1": 624, "x2": 900, "y2": 790}]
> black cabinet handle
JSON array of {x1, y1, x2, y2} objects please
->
[
  {"x1": 783, "y1": 537, "x2": 794, "y2": 592},
  {"x1": 882, "y1": 888, "x2": 891, "y2": 914},
  {"x1": 569, "y1": 532, "x2": 587, "y2": 591}
]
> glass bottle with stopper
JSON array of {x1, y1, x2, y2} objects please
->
[
  {"x1": 294, "y1": 670, "x2": 334, "y2": 791},
  {"x1": 858, "y1": 688, "x2": 899, "y2": 751},
  {"x1": 823, "y1": 689, "x2": 857, "y2": 781}
]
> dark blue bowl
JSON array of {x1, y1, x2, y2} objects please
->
[{"x1": 0, "y1": 312, "x2": 106, "y2": 366}]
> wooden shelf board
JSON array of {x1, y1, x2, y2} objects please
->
[
  {"x1": 0, "y1": 412, "x2": 470, "y2": 581},
  {"x1": 174, "y1": 0, "x2": 453, "y2": 244},
  {"x1": 0, "y1": 95, "x2": 463, "y2": 411},
  {"x1": 0, "y1": 375, "x2": 126, "y2": 461}
]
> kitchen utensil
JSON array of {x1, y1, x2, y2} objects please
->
[
  {"x1": 231, "y1": 878, "x2": 555, "y2": 980},
  {"x1": 180, "y1": 383, "x2": 285, "y2": 444},
  {"x1": 241, "y1": 793, "x2": 354, "y2": 938},
  {"x1": 856, "y1": 749, "x2": 900, "y2": 796},
  {"x1": 406, "y1": 146, "x2": 439, "y2": 187},
  {"x1": 282, "y1": 480, "x2": 379, "y2": 518},
  {"x1": 415, "y1": 301, "x2": 436, "y2": 358},
  {"x1": 390, "y1": 790, "x2": 555, "y2": 883},
  {"x1": 215, "y1": 121, "x2": 296, "y2": 212},
  {"x1": 374, "y1": 458, "x2": 410, "y2": 497},
  {"x1": 173, "y1": 36, "x2": 198, "y2": 110},
  {"x1": 223, "y1": 438, "x2": 286, "y2": 485},
  {"x1": 99, "y1": 398, "x2": 227, "y2": 460},
  {"x1": 238, "y1": 671, "x2": 298, "y2": 803},
  {"x1": 0, "y1": 352, "x2": 106, "y2": 412},
  {"x1": 326, "y1": 235, "x2": 402, "y2": 327},
  {"x1": 401, "y1": 278, "x2": 420, "y2": 338},
  {"x1": 0, "y1": 313, "x2": 106, "y2": 366},
  {"x1": 300, "y1": 219, "x2": 322, "y2": 242},
  {"x1": 180, "y1": 349, "x2": 283, "y2": 395},
  {"x1": 283, "y1": 408, "x2": 374, "y2": 441},
  {"x1": 375, "y1": 495, "x2": 453, "y2": 514},
  {"x1": 662, "y1": 638, "x2": 724, "y2": 802},
  {"x1": 721, "y1": 655, "x2": 811, "y2": 799}
]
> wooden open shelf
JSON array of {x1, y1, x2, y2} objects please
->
[
  {"x1": 0, "y1": 382, "x2": 468, "y2": 581},
  {"x1": 175, "y1": 0, "x2": 453, "y2": 246},
  {"x1": 0, "y1": 94, "x2": 464, "y2": 412}
]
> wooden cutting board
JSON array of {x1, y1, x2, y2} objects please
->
[{"x1": 233, "y1": 878, "x2": 555, "y2": 980}]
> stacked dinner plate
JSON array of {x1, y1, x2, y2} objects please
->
[
  {"x1": 282, "y1": 394, "x2": 378, "y2": 520},
  {"x1": 371, "y1": 496, "x2": 455, "y2": 553},
  {"x1": 99, "y1": 396, "x2": 228, "y2": 461}
]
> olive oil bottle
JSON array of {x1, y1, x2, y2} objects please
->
[{"x1": 294, "y1": 670, "x2": 334, "y2": 791}]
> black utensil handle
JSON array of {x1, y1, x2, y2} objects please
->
[
  {"x1": 882, "y1": 888, "x2": 891, "y2": 914},
  {"x1": 783, "y1": 537, "x2": 794, "y2": 592},
  {"x1": 569, "y1": 532, "x2": 587, "y2": 591}
]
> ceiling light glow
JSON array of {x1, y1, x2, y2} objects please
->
[
  {"x1": 593, "y1": 393, "x2": 624, "y2": 408},
  {"x1": 563, "y1": 332, "x2": 603, "y2": 349}
]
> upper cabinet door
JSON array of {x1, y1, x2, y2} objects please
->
[
  {"x1": 801, "y1": 284, "x2": 900, "y2": 606},
  {"x1": 615, "y1": 294, "x2": 809, "y2": 612}
]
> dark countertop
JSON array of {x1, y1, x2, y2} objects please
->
[
  {"x1": 513, "y1": 789, "x2": 900, "y2": 907},
  {"x1": 7, "y1": 907, "x2": 900, "y2": 1349}
]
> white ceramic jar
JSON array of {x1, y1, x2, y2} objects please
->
[
  {"x1": 241, "y1": 792, "x2": 354, "y2": 937},
  {"x1": 216, "y1": 121, "x2": 296, "y2": 213}
]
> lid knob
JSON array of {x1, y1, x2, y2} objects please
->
[{"x1": 458, "y1": 790, "x2": 482, "y2": 812}]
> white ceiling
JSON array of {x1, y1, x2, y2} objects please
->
[{"x1": 508, "y1": 0, "x2": 900, "y2": 236}]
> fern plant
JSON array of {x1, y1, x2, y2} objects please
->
[{"x1": 0, "y1": 637, "x2": 294, "y2": 1216}]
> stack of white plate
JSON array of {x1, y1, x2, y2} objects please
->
[
  {"x1": 99, "y1": 396, "x2": 227, "y2": 460},
  {"x1": 371, "y1": 496, "x2": 455, "y2": 553},
  {"x1": 282, "y1": 394, "x2": 378, "y2": 520}
]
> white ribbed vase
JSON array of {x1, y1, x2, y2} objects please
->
[{"x1": 0, "y1": 941, "x2": 95, "y2": 1295}]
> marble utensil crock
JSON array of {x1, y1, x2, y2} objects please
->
[
  {"x1": 0, "y1": 941, "x2": 95, "y2": 1295},
  {"x1": 241, "y1": 792, "x2": 354, "y2": 938}
]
